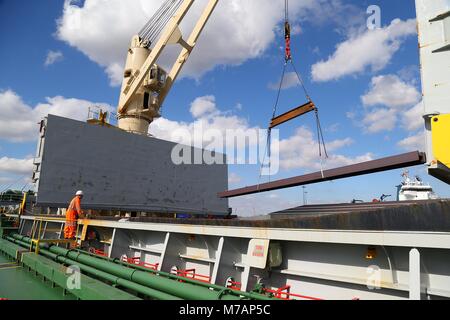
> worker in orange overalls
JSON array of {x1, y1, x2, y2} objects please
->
[{"x1": 64, "y1": 190, "x2": 84, "y2": 239}]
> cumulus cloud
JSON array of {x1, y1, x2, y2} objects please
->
[
  {"x1": 361, "y1": 108, "x2": 398, "y2": 133},
  {"x1": 55, "y1": 0, "x2": 364, "y2": 86},
  {"x1": 397, "y1": 131, "x2": 425, "y2": 151},
  {"x1": 56, "y1": 0, "x2": 287, "y2": 85},
  {"x1": 0, "y1": 157, "x2": 34, "y2": 176},
  {"x1": 0, "y1": 90, "x2": 113, "y2": 142},
  {"x1": 278, "y1": 126, "x2": 373, "y2": 171},
  {"x1": 401, "y1": 101, "x2": 424, "y2": 131},
  {"x1": 361, "y1": 75, "x2": 420, "y2": 109},
  {"x1": 151, "y1": 95, "x2": 259, "y2": 151},
  {"x1": 189, "y1": 95, "x2": 217, "y2": 118},
  {"x1": 311, "y1": 18, "x2": 416, "y2": 82},
  {"x1": 356, "y1": 74, "x2": 421, "y2": 134},
  {"x1": 45, "y1": 50, "x2": 64, "y2": 66},
  {"x1": 351, "y1": 73, "x2": 425, "y2": 151},
  {"x1": 352, "y1": 74, "x2": 425, "y2": 151}
]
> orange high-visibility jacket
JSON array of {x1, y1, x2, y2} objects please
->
[{"x1": 66, "y1": 196, "x2": 82, "y2": 222}]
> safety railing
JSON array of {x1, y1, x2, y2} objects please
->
[
  {"x1": 263, "y1": 285, "x2": 323, "y2": 300},
  {"x1": 28, "y1": 217, "x2": 78, "y2": 254},
  {"x1": 87, "y1": 106, "x2": 117, "y2": 125}
]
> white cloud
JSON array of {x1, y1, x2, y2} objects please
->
[
  {"x1": 190, "y1": 95, "x2": 217, "y2": 118},
  {"x1": 150, "y1": 112, "x2": 257, "y2": 150},
  {"x1": 228, "y1": 173, "x2": 242, "y2": 185},
  {"x1": 0, "y1": 90, "x2": 113, "y2": 142},
  {"x1": 45, "y1": 50, "x2": 64, "y2": 66},
  {"x1": 0, "y1": 157, "x2": 34, "y2": 176},
  {"x1": 402, "y1": 101, "x2": 424, "y2": 131},
  {"x1": 0, "y1": 90, "x2": 41, "y2": 142},
  {"x1": 278, "y1": 126, "x2": 373, "y2": 171},
  {"x1": 397, "y1": 131, "x2": 425, "y2": 151},
  {"x1": 151, "y1": 95, "x2": 370, "y2": 172},
  {"x1": 357, "y1": 75, "x2": 424, "y2": 149},
  {"x1": 150, "y1": 95, "x2": 259, "y2": 150},
  {"x1": 356, "y1": 74, "x2": 422, "y2": 135},
  {"x1": 268, "y1": 72, "x2": 300, "y2": 90},
  {"x1": 56, "y1": 0, "x2": 364, "y2": 86},
  {"x1": 311, "y1": 18, "x2": 416, "y2": 82},
  {"x1": 56, "y1": 0, "x2": 287, "y2": 85},
  {"x1": 361, "y1": 75, "x2": 420, "y2": 109},
  {"x1": 362, "y1": 108, "x2": 397, "y2": 133}
]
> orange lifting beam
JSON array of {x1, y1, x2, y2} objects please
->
[{"x1": 269, "y1": 100, "x2": 316, "y2": 129}]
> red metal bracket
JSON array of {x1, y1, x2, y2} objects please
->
[
  {"x1": 121, "y1": 256, "x2": 159, "y2": 271},
  {"x1": 176, "y1": 268, "x2": 211, "y2": 283},
  {"x1": 264, "y1": 285, "x2": 323, "y2": 300}
]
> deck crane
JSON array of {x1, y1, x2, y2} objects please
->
[{"x1": 116, "y1": 0, "x2": 218, "y2": 135}]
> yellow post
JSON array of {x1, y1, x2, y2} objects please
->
[
  {"x1": 34, "y1": 219, "x2": 43, "y2": 254},
  {"x1": 19, "y1": 192, "x2": 27, "y2": 216},
  {"x1": 431, "y1": 114, "x2": 450, "y2": 168}
]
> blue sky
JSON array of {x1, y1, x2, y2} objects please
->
[{"x1": 0, "y1": 0, "x2": 448, "y2": 215}]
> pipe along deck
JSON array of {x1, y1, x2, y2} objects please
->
[{"x1": 0, "y1": 233, "x2": 276, "y2": 300}]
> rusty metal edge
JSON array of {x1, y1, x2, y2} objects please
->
[{"x1": 219, "y1": 151, "x2": 427, "y2": 198}]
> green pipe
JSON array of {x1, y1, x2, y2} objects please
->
[
  {"x1": 62, "y1": 247, "x2": 239, "y2": 300},
  {"x1": 6, "y1": 236, "x2": 180, "y2": 300},
  {"x1": 114, "y1": 259, "x2": 274, "y2": 300},
  {"x1": 75, "y1": 248, "x2": 273, "y2": 300},
  {"x1": 11, "y1": 234, "x2": 251, "y2": 300}
]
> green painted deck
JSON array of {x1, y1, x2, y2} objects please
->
[{"x1": 0, "y1": 254, "x2": 75, "y2": 300}]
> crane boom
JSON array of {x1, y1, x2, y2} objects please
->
[
  {"x1": 117, "y1": 0, "x2": 218, "y2": 135},
  {"x1": 158, "y1": 0, "x2": 219, "y2": 107}
]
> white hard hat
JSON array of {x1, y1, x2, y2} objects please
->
[{"x1": 76, "y1": 190, "x2": 84, "y2": 196}]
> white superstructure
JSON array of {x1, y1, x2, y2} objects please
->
[{"x1": 398, "y1": 171, "x2": 439, "y2": 201}]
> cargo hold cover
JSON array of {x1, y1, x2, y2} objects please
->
[{"x1": 32, "y1": 115, "x2": 229, "y2": 215}]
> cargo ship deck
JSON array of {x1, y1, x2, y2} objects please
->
[{"x1": 2, "y1": 198, "x2": 448, "y2": 300}]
